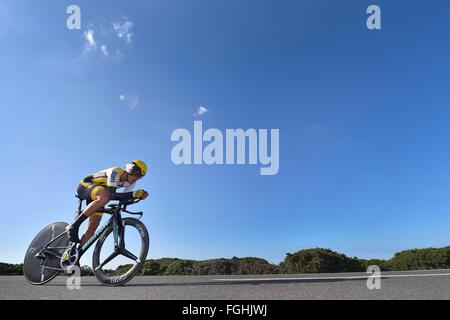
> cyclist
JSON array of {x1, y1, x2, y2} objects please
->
[{"x1": 66, "y1": 160, "x2": 149, "y2": 247}]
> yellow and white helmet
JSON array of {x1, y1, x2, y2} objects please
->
[{"x1": 125, "y1": 160, "x2": 147, "y2": 177}]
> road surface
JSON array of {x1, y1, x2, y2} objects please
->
[{"x1": 2, "y1": 270, "x2": 450, "y2": 299}]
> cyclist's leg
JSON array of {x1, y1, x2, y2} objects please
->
[
  {"x1": 67, "y1": 183, "x2": 109, "y2": 242},
  {"x1": 80, "y1": 186, "x2": 109, "y2": 217},
  {"x1": 79, "y1": 213, "x2": 103, "y2": 247}
]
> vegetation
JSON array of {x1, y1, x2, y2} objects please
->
[
  {"x1": 282, "y1": 248, "x2": 363, "y2": 273},
  {"x1": 4, "y1": 246, "x2": 450, "y2": 275},
  {"x1": 0, "y1": 263, "x2": 23, "y2": 275},
  {"x1": 80, "y1": 265, "x2": 94, "y2": 276},
  {"x1": 136, "y1": 256, "x2": 281, "y2": 276},
  {"x1": 385, "y1": 246, "x2": 450, "y2": 271}
]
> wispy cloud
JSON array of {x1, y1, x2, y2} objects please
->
[
  {"x1": 81, "y1": 18, "x2": 135, "y2": 58},
  {"x1": 113, "y1": 19, "x2": 134, "y2": 43},
  {"x1": 100, "y1": 45, "x2": 109, "y2": 57},
  {"x1": 83, "y1": 28, "x2": 96, "y2": 54},
  {"x1": 193, "y1": 106, "x2": 209, "y2": 116}
]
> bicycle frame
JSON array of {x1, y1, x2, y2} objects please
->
[{"x1": 38, "y1": 199, "x2": 142, "y2": 270}]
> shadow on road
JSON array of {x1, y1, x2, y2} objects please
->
[
  {"x1": 43, "y1": 276, "x2": 379, "y2": 288},
  {"x1": 126, "y1": 277, "x2": 379, "y2": 288}
]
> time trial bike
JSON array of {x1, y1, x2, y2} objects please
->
[{"x1": 23, "y1": 196, "x2": 149, "y2": 286}]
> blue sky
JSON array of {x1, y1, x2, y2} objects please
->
[{"x1": 1, "y1": 0, "x2": 450, "y2": 266}]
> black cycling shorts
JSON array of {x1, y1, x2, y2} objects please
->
[{"x1": 77, "y1": 181, "x2": 106, "y2": 217}]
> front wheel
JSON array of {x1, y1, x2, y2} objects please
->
[{"x1": 92, "y1": 218, "x2": 149, "y2": 286}]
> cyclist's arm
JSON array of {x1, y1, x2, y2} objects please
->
[
  {"x1": 107, "y1": 187, "x2": 134, "y2": 201},
  {"x1": 105, "y1": 168, "x2": 134, "y2": 201},
  {"x1": 123, "y1": 183, "x2": 136, "y2": 193}
]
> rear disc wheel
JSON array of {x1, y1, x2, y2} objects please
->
[{"x1": 23, "y1": 222, "x2": 69, "y2": 285}]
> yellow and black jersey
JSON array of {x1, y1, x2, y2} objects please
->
[
  {"x1": 78, "y1": 167, "x2": 135, "y2": 204},
  {"x1": 81, "y1": 167, "x2": 135, "y2": 191}
]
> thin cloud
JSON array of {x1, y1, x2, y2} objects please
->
[
  {"x1": 83, "y1": 29, "x2": 96, "y2": 54},
  {"x1": 193, "y1": 106, "x2": 209, "y2": 116},
  {"x1": 81, "y1": 19, "x2": 134, "y2": 58},
  {"x1": 113, "y1": 19, "x2": 134, "y2": 43},
  {"x1": 100, "y1": 45, "x2": 109, "y2": 57}
]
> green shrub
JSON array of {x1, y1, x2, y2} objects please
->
[
  {"x1": 282, "y1": 248, "x2": 364, "y2": 273},
  {"x1": 387, "y1": 247, "x2": 450, "y2": 270},
  {"x1": 0, "y1": 263, "x2": 23, "y2": 275},
  {"x1": 140, "y1": 261, "x2": 162, "y2": 275},
  {"x1": 80, "y1": 265, "x2": 94, "y2": 276},
  {"x1": 165, "y1": 260, "x2": 194, "y2": 275},
  {"x1": 5, "y1": 245, "x2": 450, "y2": 276}
]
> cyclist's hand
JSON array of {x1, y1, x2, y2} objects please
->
[
  {"x1": 133, "y1": 189, "x2": 149, "y2": 200},
  {"x1": 141, "y1": 190, "x2": 149, "y2": 199}
]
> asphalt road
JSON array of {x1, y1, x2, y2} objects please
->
[{"x1": 2, "y1": 270, "x2": 450, "y2": 299}]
